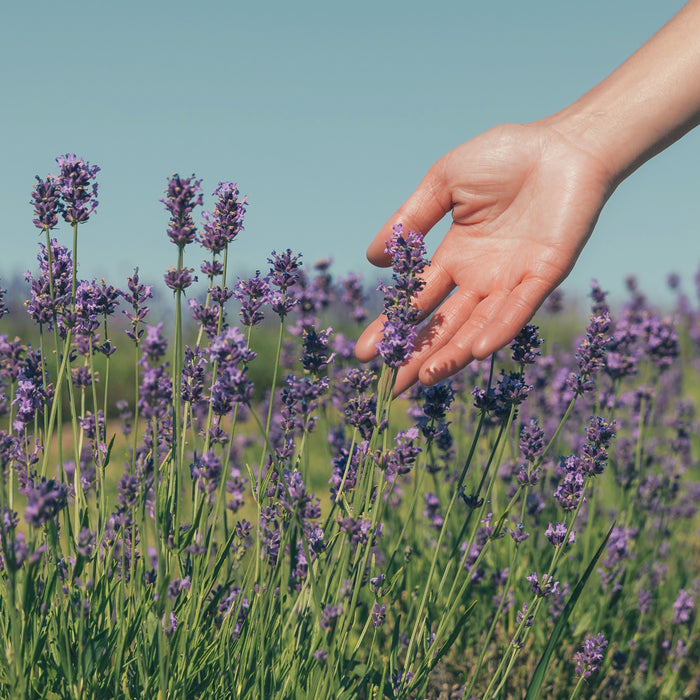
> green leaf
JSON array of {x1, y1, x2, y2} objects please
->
[{"x1": 524, "y1": 521, "x2": 615, "y2": 700}]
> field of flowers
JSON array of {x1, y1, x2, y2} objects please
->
[{"x1": 0, "y1": 155, "x2": 698, "y2": 699}]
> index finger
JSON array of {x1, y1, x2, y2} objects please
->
[{"x1": 366, "y1": 158, "x2": 453, "y2": 267}]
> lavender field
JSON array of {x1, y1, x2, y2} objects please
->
[{"x1": 0, "y1": 155, "x2": 698, "y2": 698}]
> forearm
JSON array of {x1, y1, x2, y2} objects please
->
[{"x1": 543, "y1": 0, "x2": 700, "y2": 191}]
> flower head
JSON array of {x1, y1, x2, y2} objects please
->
[
  {"x1": 200, "y1": 182, "x2": 247, "y2": 254},
  {"x1": 31, "y1": 174, "x2": 63, "y2": 231},
  {"x1": 235, "y1": 272, "x2": 272, "y2": 327},
  {"x1": 574, "y1": 633, "x2": 608, "y2": 678},
  {"x1": 510, "y1": 324, "x2": 543, "y2": 365},
  {"x1": 56, "y1": 154, "x2": 100, "y2": 224},
  {"x1": 672, "y1": 589, "x2": 695, "y2": 625},
  {"x1": 24, "y1": 478, "x2": 69, "y2": 527},
  {"x1": 161, "y1": 174, "x2": 203, "y2": 248},
  {"x1": 376, "y1": 225, "x2": 428, "y2": 368}
]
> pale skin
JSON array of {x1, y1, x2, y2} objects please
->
[{"x1": 355, "y1": 0, "x2": 700, "y2": 396}]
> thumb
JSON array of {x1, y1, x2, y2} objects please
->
[{"x1": 366, "y1": 157, "x2": 453, "y2": 267}]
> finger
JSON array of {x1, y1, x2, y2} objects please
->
[
  {"x1": 470, "y1": 277, "x2": 553, "y2": 360},
  {"x1": 418, "y1": 290, "x2": 512, "y2": 386},
  {"x1": 392, "y1": 288, "x2": 481, "y2": 396},
  {"x1": 354, "y1": 315, "x2": 385, "y2": 362},
  {"x1": 366, "y1": 158, "x2": 453, "y2": 267}
]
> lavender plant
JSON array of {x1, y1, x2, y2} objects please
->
[{"x1": 0, "y1": 158, "x2": 697, "y2": 699}]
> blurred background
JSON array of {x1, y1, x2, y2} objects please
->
[{"x1": 2, "y1": 0, "x2": 697, "y2": 308}]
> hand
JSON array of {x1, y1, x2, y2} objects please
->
[{"x1": 355, "y1": 121, "x2": 614, "y2": 395}]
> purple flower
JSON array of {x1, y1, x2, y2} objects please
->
[
  {"x1": 581, "y1": 416, "x2": 616, "y2": 477},
  {"x1": 598, "y1": 526, "x2": 637, "y2": 593},
  {"x1": 672, "y1": 589, "x2": 695, "y2": 625},
  {"x1": 320, "y1": 604, "x2": 343, "y2": 631},
  {"x1": 509, "y1": 523, "x2": 530, "y2": 544},
  {"x1": 192, "y1": 451, "x2": 222, "y2": 498},
  {"x1": 371, "y1": 602, "x2": 387, "y2": 628},
  {"x1": 164, "y1": 266, "x2": 197, "y2": 292},
  {"x1": 511, "y1": 324, "x2": 543, "y2": 365},
  {"x1": 516, "y1": 603, "x2": 534, "y2": 627},
  {"x1": 200, "y1": 182, "x2": 247, "y2": 254},
  {"x1": 268, "y1": 250, "x2": 302, "y2": 319},
  {"x1": 417, "y1": 382, "x2": 455, "y2": 445},
  {"x1": 553, "y1": 455, "x2": 585, "y2": 512},
  {"x1": 566, "y1": 310, "x2": 611, "y2": 395},
  {"x1": 76, "y1": 527, "x2": 96, "y2": 559},
  {"x1": 122, "y1": 268, "x2": 153, "y2": 343},
  {"x1": 545, "y1": 522, "x2": 575, "y2": 547},
  {"x1": 141, "y1": 323, "x2": 168, "y2": 361},
  {"x1": 423, "y1": 492, "x2": 444, "y2": 530},
  {"x1": 574, "y1": 633, "x2": 608, "y2": 678},
  {"x1": 301, "y1": 326, "x2": 335, "y2": 374},
  {"x1": 24, "y1": 478, "x2": 69, "y2": 527},
  {"x1": 519, "y1": 419, "x2": 545, "y2": 463},
  {"x1": 526, "y1": 571, "x2": 560, "y2": 598},
  {"x1": 376, "y1": 225, "x2": 428, "y2": 368},
  {"x1": 472, "y1": 371, "x2": 531, "y2": 421},
  {"x1": 24, "y1": 240, "x2": 74, "y2": 328},
  {"x1": 56, "y1": 154, "x2": 100, "y2": 224},
  {"x1": 638, "y1": 588, "x2": 653, "y2": 614},
  {"x1": 31, "y1": 174, "x2": 63, "y2": 231},
  {"x1": 643, "y1": 314, "x2": 679, "y2": 370},
  {"x1": 138, "y1": 364, "x2": 173, "y2": 420},
  {"x1": 268, "y1": 249, "x2": 302, "y2": 291},
  {"x1": 339, "y1": 273, "x2": 368, "y2": 322},
  {"x1": 235, "y1": 272, "x2": 272, "y2": 327},
  {"x1": 382, "y1": 428, "x2": 421, "y2": 478},
  {"x1": 161, "y1": 174, "x2": 203, "y2": 248}
]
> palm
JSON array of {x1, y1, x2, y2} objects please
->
[{"x1": 356, "y1": 122, "x2": 612, "y2": 394}]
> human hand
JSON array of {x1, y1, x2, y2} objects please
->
[{"x1": 355, "y1": 121, "x2": 614, "y2": 395}]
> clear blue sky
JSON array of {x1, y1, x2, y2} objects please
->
[{"x1": 2, "y1": 0, "x2": 697, "y2": 309}]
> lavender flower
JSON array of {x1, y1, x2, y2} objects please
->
[
  {"x1": 545, "y1": 522, "x2": 575, "y2": 547},
  {"x1": 339, "y1": 272, "x2": 368, "y2": 322},
  {"x1": 510, "y1": 324, "x2": 543, "y2": 365},
  {"x1": 566, "y1": 310, "x2": 611, "y2": 396},
  {"x1": 553, "y1": 455, "x2": 585, "y2": 512},
  {"x1": 138, "y1": 364, "x2": 173, "y2": 420},
  {"x1": 526, "y1": 571, "x2": 560, "y2": 598},
  {"x1": 122, "y1": 268, "x2": 153, "y2": 343},
  {"x1": 382, "y1": 428, "x2": 421, "y2": 478},
  {"x1": 301, "y1": 326, "x2": 335, "y2": 375},
  {"x1": 581, "y1": 416, "x2": 616, "y2": 477},
  {"x1": 268, "y1": 249, "x2": 302, "y2": 319},
  {"x1": 643, "y1": 313, "x2": 679, "y2": 370},
  {"x1": 574, "y1": 633, "x2": 608, "y2": 678},
  {"x1": 163, "y1": 266, "x2": 197, "y2": 292},
  {"x1": 24, "y1": 240, "x2": 73, "y2": 328},
  {"x1": 141, "y1": 323, "x2": 168, "y2": 361},
  {"x1": 376, "y1": 225, "x2": 428, "y2": 367},
  {"x1": 31, "y1": 174, "x2": 63, "y2": 231},
  {"x1": 161, "y1": 174, "x2": 203, "y2": 248},
  {"x1": 423, "y1": 492, "x2": 444, "y2": 530},
  {"x1": 192, "y1": 451, "x2": 222, "y2": 498},
  {"x1": 372, "y1": 602, "x2": 387, "y2": 628},
  {"x1": 472, "y1": 371, "x2": 531, "y2": 421},
  {"x1": 56, "y1": 154, "x2": 100, "y2": 224},
  {"x1": 672, "y1": 589, "x2": 695, "y2": 625},
  {"x1": 235, "y1": 272, "x2": 272, "y2": 327},
  {"x1": 200, "y1": 182, "x2": 247, "y2": 254},
  {"x1": 320, "y1": 604, "x2": 343, "y2": 631},
  {"x1": 519, "y1": 419, "x2": 545, "y2": 463},
  {"x1": 24, "y1": 478, "x2": 69, "y2": 527}
]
